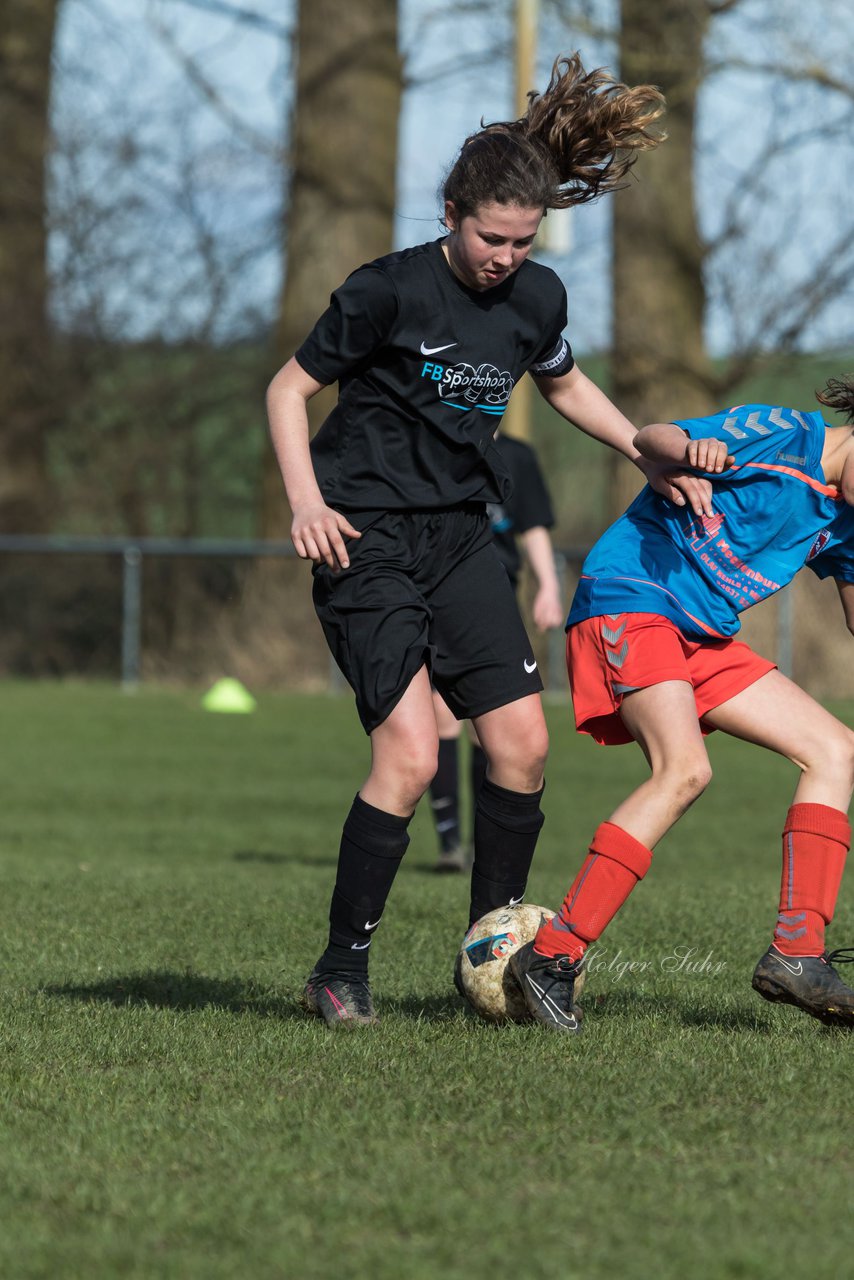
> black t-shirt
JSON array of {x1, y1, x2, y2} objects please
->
[
  {"x1": 487, "y1": 433, "x2": 555, "y2": 588},
  {"x1": 295, "y1": 238, "x2": 574, "y2": 510}
]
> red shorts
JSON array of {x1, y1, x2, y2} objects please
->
[{"x1": 566, "y1": 612, "x2": 776, "y2": 745}]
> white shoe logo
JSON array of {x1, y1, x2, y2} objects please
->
[
  {"x1": 509, "y1": 895, "x2": 524, "y2": 907},
  {"x1": 420, "y1": 340, "x2": 457, "y2": 355},
  {"x1": 351, "y1": 940, "x2": 371, "y2": 950},
  {"x1": 525, "y1": 974, "x2": 578, "y2": 1028},
  {"x1": 774, "y1": 952, "x2": 803, "y2": 976},
  {"x1": 524, "y1": 659, "x2": 537, "y2": 673}
]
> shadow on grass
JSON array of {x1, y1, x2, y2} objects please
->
[
  {"x1": 382, "y1": 993, "x2": 465, "y2": 1022},
  {"x1": 588, "y1": 988, "x2": 774, "y2": 1033},
  {"x1": 679, "y1": 1003, "x2": 775, "y2": 1033},
  {"x1": 41, "y1": 972, "x2": 304, "y2": 1019},
  {"x1": 233, "y1": 849, "x2": 338, "y2": 869}
]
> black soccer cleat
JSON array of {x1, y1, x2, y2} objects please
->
[
  {"x1": 752, "y1": 945, "x2": 854, "y2": 1027},
  {"x1": 509, "y1": 941, "x2": 584, "y2": 1033},
  {"x1": 302, "y1": 965, "x2": 378, "y2": 1029}
]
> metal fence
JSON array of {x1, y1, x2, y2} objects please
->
[{"x1": 0, "y1": 534, "x2": 793, "y2": 692}]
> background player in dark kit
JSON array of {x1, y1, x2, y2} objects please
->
[
  {"x1": 509, "y1": 376, "x2": 854, "y2": 1033},
  {"x1": 267, "y1": 54, "x2": 709, "y2": 1028},
  {"x1": 429, "y1": 429, "x2": 564, "y2": 873}
]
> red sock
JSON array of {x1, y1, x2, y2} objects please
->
[
  {"x1": 534, "y1": 822, "x2": 653, "y2": 962},
  {"x1": 774, "y1": 803, "x2": 850, "y2": 957}
]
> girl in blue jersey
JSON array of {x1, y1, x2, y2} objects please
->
[
  {"x1": 266, "y1": 55, "x2": 708, "y2": 1029},
  {"x1": 510, "y1": 376, "x2": 854, "y2": 1033}
]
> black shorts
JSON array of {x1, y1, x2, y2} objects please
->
[{"x1": 312, "y1": 506, "x2": 543, "y2": 733}]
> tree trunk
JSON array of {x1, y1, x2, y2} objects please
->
[
  {"x1": 610, "y1": 0, "x2": 714, "y2": 518},
  {"x1": 260, "y1": 0, "x2": 402, "y2": 538},
  {"x1": 0, "y1": 0, "x2": 57, "y2": 531}
]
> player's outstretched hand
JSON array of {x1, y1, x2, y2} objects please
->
[
  {"x1": 646, "y1": 464, "x2": 716, "y2": 517},
  {"x1": 291, "y1": 503, "x2": 361, "y2": 572},
  {"x1": 686, "y1": 437, "x2": 735, "y2": 474}
]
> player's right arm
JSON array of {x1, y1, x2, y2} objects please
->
[
  {"x1": 835, "y1": 580, "x2": 854, "y2": 635},
  {"x1": 266, "y1": 356, "x2": 361, "y2": 572}
]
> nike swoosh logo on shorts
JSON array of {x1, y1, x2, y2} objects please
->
[
  {"x1": 420, "y1": 341, "x2": 457, "y2": 355},
  {"x1": 524, "y1": 659, "x2": 537, "y2": 673}
]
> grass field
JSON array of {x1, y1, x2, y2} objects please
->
[{"x1": 3, "y1": 682, "x2": 854, "y2": 1279}]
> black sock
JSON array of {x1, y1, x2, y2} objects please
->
[
  {"x1": 318, "y1": 794, "x2": 411, "y2": 975},
  {"x1": 429, "y1": 737, "x2": 461, "y2": 853},
  {"x1": 469, "y1": 777, "x2": 545, "y2": 926},
  {"x1": 469, "y1": 744, "x2": 488, "y2": 840}
]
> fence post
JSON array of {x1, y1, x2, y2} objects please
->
[{"x1": 122, "y1": 546, "x2": 143, "y2": 691}]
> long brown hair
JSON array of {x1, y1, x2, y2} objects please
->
[
  {"x1": 816, "y1": 375, "x2": 854, "y2": 424},
  {"x1": 442, "y1": 52, "x2": 665, "y2": 218}
]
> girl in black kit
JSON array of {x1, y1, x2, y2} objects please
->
[{"x1": 267, "y1": 54, "x2": 701, "y2": 1027}]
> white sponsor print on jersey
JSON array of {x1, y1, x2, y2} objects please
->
[{"x1": 437, "y1": 362, "x2": 515, "y2": 407}]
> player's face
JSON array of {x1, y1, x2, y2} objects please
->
[{"x1": 443, "y1": 201, "x2": 543, "y2": 290}]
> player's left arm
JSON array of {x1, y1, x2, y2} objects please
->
[
  {"x1": 533, "y1": 365, "x2": 714, "y2": 516},
  {"x1": 635, "y1": 422, "x2": 734, "y2": 473},
  {"x1": 835, "y1": 579, "x2": 854, "y2": 635},
  {"x1": 519, "y1": 526, "x2": 563, "y2": 631}
]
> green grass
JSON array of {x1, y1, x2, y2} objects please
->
[{"x1": 2, "y1": 682, "x2": 854, "y2": 1279}]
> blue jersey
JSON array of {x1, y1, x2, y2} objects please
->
[{"x1": 568, "y1": 404, "x2": 854, "y2": 639}]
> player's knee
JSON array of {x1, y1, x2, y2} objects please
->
[
  {"x1": 660, "y1": 754, "x2": 712, "y2": 808},
  {"x1": 823, "y1": 724, "x2": 854, "y2": 793},
  {"x1": 682, "y1": 757, "x2": 713, "y2": 803},
  {"x1": 485, "y1": 723, "x2": 548, "y2": 789},
  {"x1": 401, "y1": 737, "x2": 441, "y2": 798}
]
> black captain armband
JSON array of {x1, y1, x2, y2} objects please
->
[{"x1": 530, "y1": 336, "x2": 574, "y2": 379}]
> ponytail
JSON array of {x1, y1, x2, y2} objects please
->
[
  {"x1": 816, "y1": 375, "x2": 854, "y2": 424},
  {"x1": 442, "y1": 52, "x2": 665, "y2": 219}
]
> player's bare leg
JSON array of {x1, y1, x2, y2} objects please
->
[
  {"x1": 704, "y1": 669, "x2": 854, "y2": 1025},
  {"x1": 471, "y1": 693, "x2": 548, "y2": 796},
  {"x1": 516, "y1": 680, "x2": 709, "y2": 1030},
  {"x1": 361, "y1": 666, "x2": 440, "y2": 816},
  {"x1": 609, "y1": 680, "x2": 713, "y2": 847}
]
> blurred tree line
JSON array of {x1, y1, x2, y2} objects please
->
[{"x1": 0, "y1": 0, "x2": 852, "y2": 687}]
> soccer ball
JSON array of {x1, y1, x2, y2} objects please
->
[{"x1": 457, "y1": 903, "x2": 559, "y2": 1024}]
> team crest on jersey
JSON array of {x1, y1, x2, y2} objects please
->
[{"x1": 807, "y1": 528, "x2": 832, "y2": 561}]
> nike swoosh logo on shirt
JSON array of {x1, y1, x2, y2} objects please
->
[
  {"x1": 524, "y1": 659, "x2": 538, "y2": 673},
  {"x1": 420, "y1": 341, "x2": 457, "y2": 355}
]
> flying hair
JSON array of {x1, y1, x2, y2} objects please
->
[
  {"x1": 816, "y1": 375, "x2": 854, "y2": 424},
  {"x1": 442, "y1": 52, "x2": 666, "y2": 219}
]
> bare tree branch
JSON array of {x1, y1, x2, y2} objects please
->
[
  {"x1": 146, "y1": 7, "x2": 286, "y2": 159},
  {"x1": 156, "y1": 0, "x2": 290, "y2": 39},
  {"x1": 705, "y1": 56, "x2": 854, "y2": 100}
]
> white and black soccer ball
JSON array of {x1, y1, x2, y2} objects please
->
[{"x1": 457, "y1": 902, "x2": 565, "y2": 1024}]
